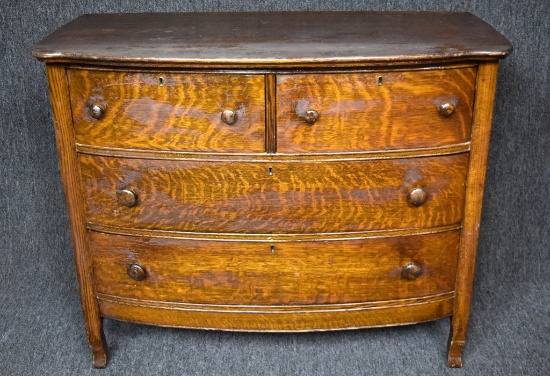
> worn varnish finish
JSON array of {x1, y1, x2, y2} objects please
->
[
  {"x1": 79, "y1": 154, "x2": 469, "y2": 233},
  {"x1": 68, "y1": 70, "x2": 265, "y2": 152},
  {"x1": 277, "y1": 68, "x2": 476, "y2": 153},
  {"x1": 32, "y1": 12, "x2": 512, "y2": 67},
  {"x1": 90, "y1": 230, "x2": 460, "y2": 305},
  {"x1": 33, "y1": 12, "x2": 511, "y2": 368}
]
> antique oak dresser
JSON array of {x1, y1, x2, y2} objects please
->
[{"x1": 33, "y1": 12, "x2": 511, "y2": 368}]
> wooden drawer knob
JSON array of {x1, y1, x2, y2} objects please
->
[
  {"x1": 402, "y1": 262, "x2": 422, "y2": 280},
  {"x1": 304, "y1": 109, "x2": 319, "y2": 124},
  {"x1": 117, "y1": 189, "x2": 137, "y2": 207},
  {"x1": 438, "y1": 102, "x2": 456, "y2": 117},
  {"x1": 89, "y1": 104, "x2": 104, "y2": 120},
  {"x1": 127, "y1": 264, "x2": 146, "y2": 281},
  {"x1": 408, "y1": 187, "x2": 428, "y2": 206},
  {"x1": 221, "y1": 109, "x2": 237, "y2": 125}
]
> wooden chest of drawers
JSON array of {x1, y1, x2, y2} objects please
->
[{"x1": 33, "y1": 12, "x2": 511, "y2": 368}]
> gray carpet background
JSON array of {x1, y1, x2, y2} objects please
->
[{"x1": 1, "y1": 1, "x2": 548, "y2": 375}]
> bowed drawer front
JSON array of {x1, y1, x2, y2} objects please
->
[
  {"x1": 80, "y1": 153, "x2": 468, "y2": 233},
  {"x1": 68, "y1": 70, "x2": 266, "y2": 152},
  {"x1": 33, "y1": 11, "x2": 511, "y2": 368},
  {"x1": 90, "y1": 230, "x2": 461, "y2": 306},
  {"x1": 276, "y1": 68, "x2": 476, "y2": 153}
]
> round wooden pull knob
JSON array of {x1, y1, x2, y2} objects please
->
[
  {"x1": 221, "y1": 109, "x2": 237, "y2": 125},
  {"x1": 439, "y1": 102, "x2": 456, "y2": 117},
  {"x1": 402, "y1": 262, "x2": 422, "y2": 280},
  {"x1": 408, "y1": 187, "x2": 428, "y2": 206},
  {"x1": 304, "y1": 109, "x2": 319, "y2": 124},
  {"x1": 127, "y1": 264, "x2": 146, "y2": 281},
  {"x1": 89, "y1": 104, "x2": 104, "y2": 120},
  {"x1": 117, "y1": 189, "x2": 137, "y2": 207}
]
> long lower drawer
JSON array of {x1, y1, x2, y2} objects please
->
[{"x1": 90, "y1": 230, "x2": 460, "y2": 306}]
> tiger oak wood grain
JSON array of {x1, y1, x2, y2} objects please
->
[
  {"x1": 79, "y1": 153, "x2": 469, "y2": 233},
  {"x1": 98, "y1": 293, "x2": 454, "y2": 331},
  {"x1": 89, "y1": 230, "x2": 460, "y2": 305},
  {"x1": 277, "y1": 68, "x2": 476, "y2": 153},
  {"x1": 33, "y1": 11, "x2": 511, "y2": 368},
  {"x1": 68, "y1": 69, "x2": 265, "y2": 152}
]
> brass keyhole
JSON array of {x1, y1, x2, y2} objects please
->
[{"x1": 268, "y1": 166, "x2": 274, "y2": 176}]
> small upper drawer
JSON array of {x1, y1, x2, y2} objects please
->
[
  {"x1": 67, "y1": 70, "x2": 266, "y2": 152},
  {"x1": 276, "y1": 68, "x2": 476, "y2": 153}
]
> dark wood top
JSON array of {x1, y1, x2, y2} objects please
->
[{"x1": 33, "y1": 12, "x2": 512, "y2": 68}]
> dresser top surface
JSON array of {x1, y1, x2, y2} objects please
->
[{"x1": 33, "y1": 11, "x2": 511, "y2": 67}]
